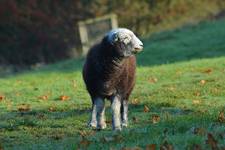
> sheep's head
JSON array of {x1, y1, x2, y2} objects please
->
[{"x1": 107, "y1": 28, "x2": 143, "y2": 57}]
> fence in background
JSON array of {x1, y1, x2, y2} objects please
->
[{"x1": 78, "y1": 14, "x2": 118, "y2": 55}]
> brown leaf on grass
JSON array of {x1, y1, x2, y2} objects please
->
[
  {"x1": 106, "y1": 119, "x2": 112, "y2": 124},
  {"x1": 192, "y1": 127, "x2": 206, "y2": 136},
  {"x1": 200, "y1": 80, "x2": 206, "y2": 85},
  {"x1": 121, "y1": 147, "x2": 142, "y2": 150},
  {"x1": 131, "y1": 98, "x2": 140, "y2": 105},
  {"x1": 192, "y1": 144, "x2": 202, "y2": 150},
  {"x1": 192, "y1": 100, "x2": 201, "y2": 105},
  {"x1": 48, "y1": 106, "x2": 56, "y2": 112},
  {"x1": 113, "y1": 134, "x2": 123, "y2": 142},
  {"x1": 132, "y1": 116, "x2": 138, "y2": 123},
  {"x1": 71, "y1": 80, "x2": 77, "y2": 88},
  {"x1": 78, "y1": 130, "x2": 96, "y2": 137},
  {"x1": 211, "y1": 88, "x2": 220, "y2": 94},
  {"x1": 0, "y1": 144, "x2": 3, "y2": 150},
  {"x1": 0, "y1": 95, "x2": 5, "y2": 101},
  {"x1": 206, "y1": 133, "x2": 218, "y2": 150},
  {"x1": 38, "y1": 95, "x2": 48, "y2": 100},
  {"x1": 37, "y1": 113, "x2": 45, "y2": 119},
  {"x1": 144, "y1": 105, "x2": 150, "y2": 113},
  {"x1": 60, "y1": 95, "x2": 70, "y2": 101},
  {"x1": 103, "y1": 134, "x2": 123, "y2": 143},
  {"x1": 168, "y1": 86, "x2": 176, "y2": 91},
  {"x1": 203, "y1": 68, "x2": 212, "y2": 74},
  {"x1": 152, "y1": 115, "x2": 160, "y2": 124},
  {"x1": 17, "y1": 104, "x2": 31, "y2": 112},
  {"x1": 160, "y1": 141, "x2": 173, "y2": 150},
  {"x1": 146, "y1": 144, "x2": 156, "y2": 150},
  {"x1": 218, "y1": 111, "x2": 224, "y2": 123},
  {"x1": 79, "y1": 137, "x2": 91, "y2": 148},
  {"x1": 148, "y1": 77, "x2": 158, "y2": 84},
  {"x1": 194, "y1": 91, "x2": 201, "y2": 97}
]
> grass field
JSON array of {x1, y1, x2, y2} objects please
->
[{"x1": 0, "y1": 18, "x2": 225, "y2": 150}]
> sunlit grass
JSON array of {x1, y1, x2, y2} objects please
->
[{"x1": 0, "y1": 19, "x2": 225, "y2": 149}]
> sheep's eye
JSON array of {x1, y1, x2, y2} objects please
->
[{"x1": 123, "y1": 36, "x2": 131, "y2": 44}]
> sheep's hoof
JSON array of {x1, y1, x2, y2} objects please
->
[
  {"x1": 113, "y1": 126, "x2": 122, "y2": 131},
  {"x1": 97, "y1": 122, "x2": 107, "y2": 130},
  {"x1": 121, "y1": 122, "x2": 128, "y2": 128},
  {"x1": 88, "y1": 121, "x2": 97, "y2": 128}
]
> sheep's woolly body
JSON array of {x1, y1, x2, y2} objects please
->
[{"x1": 82, "y1": 28, "x2": 143, "y2": 130}]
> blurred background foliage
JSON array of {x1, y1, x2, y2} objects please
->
[{"x1": 0, "y1": 0, "x2": 225, "y2": 67}]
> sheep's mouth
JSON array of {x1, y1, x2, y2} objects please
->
[{"x1": 133, "y1": 46, "x2": 143, "y2": 54}]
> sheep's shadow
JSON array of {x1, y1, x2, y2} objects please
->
[{"x1": 0, "y1": 102, "x2": 193, "y2": 132}]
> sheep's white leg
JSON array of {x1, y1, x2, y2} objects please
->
[
  {"x1": 88, "y1": 98, "x2": 106, "y2": 129},
  {"x1": 111, "y1": 95, "x2": 122, "y2": 131},
  {"x1": 121, "y1": 100, "x2": 128, "y2": 128},
  {"x1": 96, "y1": 98, "x2": 106, "y2": 129},
  {"x1": 88, "y1": 102, "x2": 97, "y2": 128}
]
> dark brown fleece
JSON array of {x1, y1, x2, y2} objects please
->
[{"x1": 82, "y1": 37, "x2": 136, "y2": 101}]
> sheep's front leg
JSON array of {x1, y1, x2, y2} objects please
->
[
  {"x1": 121, "y1": 100, "x2": 128, "y2": 127},
  {"x1": 88, "y1": 97, "x2": 106, "y2": 129},
  {"x1": 96, "y1": 98, "x2": 106, "y2": 129},
  {"x1": 111, "y1": 95, "x2": 122, "y2": 131},
  {"x1": 88, "y1": 101, "x2": 97, "y2": 128}
]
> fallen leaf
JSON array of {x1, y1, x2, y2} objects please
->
[
  {"x1": 79, "y1": 137, "x2": 91, "y2": 148},
  {"x1": 192, "y1": 144, "x2": 202, "y2": 150},
  {"x1": 144, "y1": 105, "x2": 150, "y2": 112},
  {"x1": 218, "y1": 111, "x2": 224, "y2": 123},
  {"x1": 203, "y1": 68, "x2": 212, "y2": 74},
  {"x1": 192, "y1": 100, "x2": 201, "y2": 105},
  {"x1": 71, "y1": 80, "x2": 77, "y2": 88},
  {"x1": 106, "y1": 119, "x2": 112, "y2": 124},
  {"x1": 206, "y1": 133, "x2": 218, "y2": 150},
  {"x1": 146, "y1": 144, "x2": 156, "y2": 150},
  {"x1": 200, "y1": 80, "x2": 206, "y2": 85},
  {"x1": 148, "y1": 77, "x2": 158, "y2": 84},
  {"x1": 176, "y1": 70, "x2": 182, "y2": 76},
  {"x1": 60, "y1": 95, "x2": 70, "y2": 101},
  {"x1": 38, "y1": 95, "x2": 48, "y2": 100},
  {"x1": 152, "y1": 115, "x2": 160, "y2": 124},
  {"x1": 168, "y1": 86, "x2": 176, "y2": 91},
  {"x1": 48, "y1": 106, "x2": 56, "y2": 112},
  {"x1": 37, "y1": 113, "x2": 45, "y2": 119},
  {"x1": 160, "y1": 140, "x2": 173, "y2": 150},
  {"x1": 121, "y1": 147, "x2": 142, "y2": 150},
  {"x1": 194, "y1": 92, "x2": 201, "y2": 96},
  {"x1": 17, "y1": 104, "x2": 31, "y2": 112},
  {"x1": 0, "y1": 95, "x2": 5, "y2": 101},
  {"x1": 78, "y1": 130, "x2": 96, "y2": 137},
  {"x1": 131, "y1": 98, "x2": 140, "y2": 105},
  {"x1": 132, "y1": 116, "x2": 138, "y2": 123},
  {"x1": 192, "y1": 127, "x2": 206, "y2": 136},
  {"x1": 113, "y1": 134, "x2": 123, "y2": 142}
]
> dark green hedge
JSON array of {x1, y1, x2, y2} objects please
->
[{"x1": 0, "y1": 0, "x2": 224, "y2": 65}]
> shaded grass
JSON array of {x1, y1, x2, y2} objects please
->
[{"x1": 0, "y1": 19, "x2": 225, "y2": 149}]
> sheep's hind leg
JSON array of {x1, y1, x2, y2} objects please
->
[
  {"x1": 88, "y1": 101, "x2": 97, "y2": 128},
  {"x1": 121, "y1": 100, "x2": 128, "y2": 128},
  {"x1": 96, "y1": 98, "x2": 106, "y2": 129},
  {"x1": 111, "y1": 95, "x2": 122, "y2": 131}
]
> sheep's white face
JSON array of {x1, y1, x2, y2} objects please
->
[{"x1": 107, "y1": 28, "x2": 143, "y2": 57}]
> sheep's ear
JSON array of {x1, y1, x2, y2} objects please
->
[
  {"x1": 112, "y1": 33, "x2": 119, "y2": 43},
  {"x1": 123, "y1": 35, "x2": 132, "y2": 44}
]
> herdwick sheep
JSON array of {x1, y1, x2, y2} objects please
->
[{"x1": 82, "y1": 28, "x2": 143, "y2": 130}]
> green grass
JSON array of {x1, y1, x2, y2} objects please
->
[{"x1": 0, "y1": 18, "x2": 225, "y2": 150}]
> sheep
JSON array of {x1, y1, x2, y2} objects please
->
[{"x1": 82, "y1": 28, "x2": 143, "y2": 130}]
